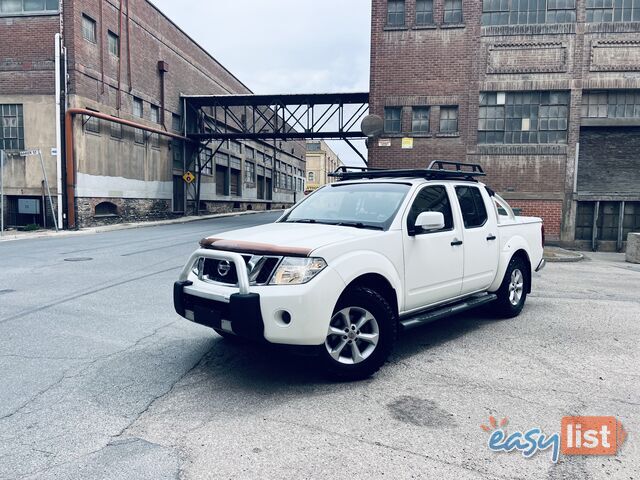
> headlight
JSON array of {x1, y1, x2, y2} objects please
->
[
  {"x1": 270, "y1": 257, "x2": 327, "y2": 285},
  {"x1": 192, "y1": 257, "x2": 204, "y2": 277}
]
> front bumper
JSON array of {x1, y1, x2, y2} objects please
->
[{"x1": 173, "y1": 249, "x2": 346, "y2": 345}]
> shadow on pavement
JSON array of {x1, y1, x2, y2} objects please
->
[{"x1": 194, "y1": 307, "x2": 503, "y2": 390}]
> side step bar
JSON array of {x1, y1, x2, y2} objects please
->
[{"x1": 400, "y1": 293, "x2": 498, "y2": 331}]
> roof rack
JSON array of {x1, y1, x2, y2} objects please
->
[{"x1": 330, "y1": 161, "x2": 485, "y2": 182}]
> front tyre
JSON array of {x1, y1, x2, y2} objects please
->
[
  {"x1": 494, "y1": 256, "x2": 529, "y2": 318},
  {"x1": 320, "y1": 286, "x2": 396, "y2": 381}
]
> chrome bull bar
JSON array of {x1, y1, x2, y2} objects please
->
[{"x1": 179, "y1": 248, "x2": 250, "y2": 295}]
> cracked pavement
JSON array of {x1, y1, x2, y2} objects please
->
[{"x1": 1, "y1": 213, "x2": 639, "y2": 479}]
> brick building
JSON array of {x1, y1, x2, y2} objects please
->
[
  {"x1": 305, "y1": 140, "x2": 344, "y2": 191},
  {"x1": 369, "y1": 0, "x2": 640, "y2": 250},
  {"x1": 0, "y1": 0, "x2": 306, "y2": 229}
]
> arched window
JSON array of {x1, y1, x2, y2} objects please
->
[
  {"x1": 95, "y1": 201, "x2": 118, "y2": 217},
  {"x1": 308, "y1": 171, "x2": 315, "y2": 182}
]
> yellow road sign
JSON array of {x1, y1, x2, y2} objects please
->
[{"x1": 183, "y1": 171, "x2": 196, "y2": 184}]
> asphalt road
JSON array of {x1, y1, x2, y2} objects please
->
[{"x1": 1, "y1": 212, "x2": 638, "y2": 480}]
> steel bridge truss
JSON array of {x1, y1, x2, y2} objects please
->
[
  {"x1": 181, "y1": 92, "x2": 370, "y2": 214},
  {"x1": 184, "y1": 92, "x2": 369, "y2": 143}
]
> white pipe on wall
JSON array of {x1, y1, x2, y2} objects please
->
[{"x1": 55, "y1": 33, "x2": 63, "y2": 229}]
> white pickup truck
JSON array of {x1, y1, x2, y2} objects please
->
[{"x1": 174, "y1": 162, "x2": 545, "y2": 380}]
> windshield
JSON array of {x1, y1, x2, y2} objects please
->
[{"x1": 281, "y1": 183, "x2": 411, "y2": 231}]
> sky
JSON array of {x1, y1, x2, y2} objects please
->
[{"x1": 151, "y1": 0, "x2": 372, "y2": 166}]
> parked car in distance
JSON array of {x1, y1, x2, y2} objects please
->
[{"x1": 174, "y1": 161, "x2": 545, "y2": 380}]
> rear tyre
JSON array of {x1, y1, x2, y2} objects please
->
[
  {"x1": 494, "y1": 256, "x2": 529, "y2": 318},
  {"x1": 319, "y1": 286, "x2": 397, "y2": 381}
]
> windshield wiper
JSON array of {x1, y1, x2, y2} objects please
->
[
  {"x1": 287, "y1": 219, "x2": 318, "y2": 224},
  {"x1": 335, "y1": 222, "x2": 384, "y2": 231}
]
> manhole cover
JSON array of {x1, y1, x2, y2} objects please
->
[{"x1": 64, "y1": 257, "x2": 94, "y2": 262}]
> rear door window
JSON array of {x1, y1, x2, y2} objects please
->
[{"x1": 455, "y1": 186, "x2": 488, "y2": 229}]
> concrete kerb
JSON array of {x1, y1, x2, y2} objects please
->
[
  {"x1": 0, "y1": 210, "x2": 285, "y2": 243},
  {"x1": 544, "y1": 247, "x2": 585, "y2": 263}
]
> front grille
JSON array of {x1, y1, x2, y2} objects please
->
[
  {"x1": 203, "y1": 258, "x2": 242, "y2": 285},
  {"x1": 200, "y1": 255, "x2": 281, "y2": 286}
]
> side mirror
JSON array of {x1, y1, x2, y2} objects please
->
[{"x1": 411, "y1": 211, "x2": 445, "y2": 235}]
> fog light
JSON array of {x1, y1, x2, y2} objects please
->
[{"x1": 277, "y1": 310, "x2": 292, "y2": 326}]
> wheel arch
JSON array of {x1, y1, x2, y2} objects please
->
[
  {"x1": 340, "y1": 273, "x2": 399, "y2": 318},
  {"x1": 489, "y1": 235, "x2": 534, "y2": 294}
]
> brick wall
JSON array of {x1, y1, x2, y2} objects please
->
[
  {"x1": 507, "y1": 199, "x2": 563, "y2": 239},
  {"x1": 0, "y1": 15, "x2": 58, "y2": 94},
  {"x1": 577, "y1": 127, "x2": 640, "y2": 194},
  {"x1": 369, "y1": 0, "x2": 640, "y2": 245}
]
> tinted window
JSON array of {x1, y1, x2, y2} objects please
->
[
  {"x1": 455, "y1": 186, "x2": 488, "y2": 228},
  {"x1": 407, "y1": 186, "x2": 454, "y2": 234}
]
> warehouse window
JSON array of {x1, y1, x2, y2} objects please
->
[
  {"x1": 478, "y1": 91, "x2": 569, "y2": 144},
  {"x1": 0, "y1": 104, "x2": 24, "y2": 150},
  {"x1": 439, "y1": 106, "x2": 459, "y2": 133},
  {"x1": 416, "y1": 0, "x2": 434, "y2": 25},
  {"x1": 199, "y1": 148, "x2": 213, "y2": 175},
  {"x1": 384, "y1": 107, "x2": 402, "y2": 133},
  {"x1": 110, "y1": 122, "x2": 122, "y2": 139},
  {"x1": 82, "y1": 14, "x2": 96, "y2": 43},
  {"x1": 229, "y1": 141, "x2": 242, "y2": 154},
  {"x1": 230, "y1": 157, "x2": 241, "y2": 196},
  {"x1": 132, "y1": 97, "x2": 144, "y2": 144},
  {"x1": 387, "y1": 0, "x2": 405, "y2": 26},
  {"x1": 586, "y1": 0, "x2": 640, "y2": 22},
  {"x1": 443, "y1": 0, "x2": 463, "y2": 24},
  {"x1": 0, "y1": 0, "x2": 58, "y2": 15},
  {"x1": 482, "y1": 0, "x2": 576, "y2": 25},
  {"x1": 83, "y1": 109, "x2": 100, "y2": 134},
  {"x1": 582, "y1": 90, "x2": 640, "y2": 119},
  {"x1": 412, "y1": 107, "x2": 430, "y2": 133},
  {"x1": 245, "y1": 161, "x2": 255, "y2": 183},
  {"x1": 150, "y1": 105, "x2": 160, "y2": 148},
  {"x1": 108, "y1": 30, "x2": 119, "y2": 57},
  {"x1": 171, "y1": 113, "x2": 182, "y2": 133}
]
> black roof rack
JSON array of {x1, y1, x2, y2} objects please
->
[{"x1": 330, "y1": 161, "x2": 485, "y2": 182}]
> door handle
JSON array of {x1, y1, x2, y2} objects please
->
[
  {"x1": 486, "y1": 235, "x2": 497, "y2": 241},
  {"x1": 451, "y1": 239, "x2": 463, "y2": 246}
]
